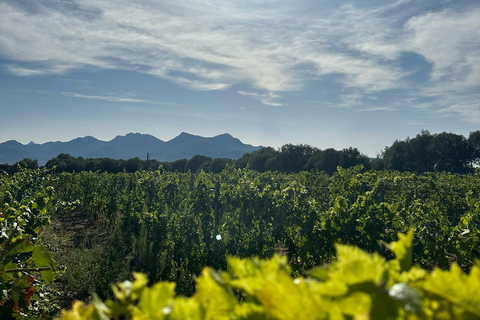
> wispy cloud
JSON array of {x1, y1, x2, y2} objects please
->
[
  {"x1": 238, "y1": 91, "x2": 286, "y2": 107},
  {"x1": 408, "y1": 120, "x2": 428, "y2": 126},
  {"x1": 357, "y1": 106, "x2": 395, "y2": 112},
  {"x1": 305, "y1": 100, "x2": 334, "y2": 106},
  {"x1": 61, "y1": 92, "x2": 173, "y2": 104},
  {"x1": 5, "y1": 65, "x2": 47, "y2": 76},
  {"x1": 0, "y1": 1, "x2": 408, "y2": 92},
  {"x1": 430, "y1": 92, "x2": 480, "y2": 123},
  {"x1": 1, "y1": 0, "x2": 479, "y2": 115}
]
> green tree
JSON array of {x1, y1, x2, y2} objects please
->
[
  {"x1": 279, "y1": 144, "x2": 315, "y2": 173},
  {"x1": 186, "y1": 155, "x2": 212, "y2": 173},
  {"x1": 430, "y1": 132, "x2": 472, "y2": 173},
  {"x1": 339, "y1": 147, "x2": 370, "y2": 169},
  {"x1": 468, "y1": 130, "x2": 480, "y2": 166},
  {"x1": 126, "y1": 157, "x2": 142, "y2": 173},
  {"x1": 236, "y1": 147, "x2": 280, "y2": 172}
]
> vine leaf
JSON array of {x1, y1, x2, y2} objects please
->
[
  {"x1": 390, "y1": 229, "x2": 414, "y2": 272},
  {"x1": 32, "y1": 245, "x2": 54, "y2": 284},
  {"x1": 422, "y1": 263, "x2": 480, "y2": 317}
]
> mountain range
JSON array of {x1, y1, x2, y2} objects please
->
[{"x1": 0, "y1": 132, "x2": 262, "y2": 165}]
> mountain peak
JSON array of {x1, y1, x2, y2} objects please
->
[
  {"x1": 178, "y1": 132, "x2": 195, "y2": 137},
  {"x1": 215, "y1": 133, "x2": 234, "y2": 138},
  {"x1": 71, "y1": 136, "x2": 98, "y2": 142},
  {"x1": 3, "y1": 140, "x2": 23, "y2": 147}
]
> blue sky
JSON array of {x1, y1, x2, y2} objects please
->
[{"x1": 1, "y1": 0, "x2": 479, "y2": 157}]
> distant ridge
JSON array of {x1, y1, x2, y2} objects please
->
[{"x1": 0, "y1": 133, "x2": 262, "y2": 165}]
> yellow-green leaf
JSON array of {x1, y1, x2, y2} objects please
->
[{"x1": 390, "y1": 230, "x2": 414, "y2": 272}]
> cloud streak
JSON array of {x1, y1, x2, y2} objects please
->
[
  {"x1": 238, "y1": 91, "x2": 286, "y2": 107},
  {"x1": 61, "y1": 92, "x2": 173, "y2": 104}
]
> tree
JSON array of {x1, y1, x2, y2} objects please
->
[
  {"x1": 46, "y1": 153, "x2": 74, "y2": 172},
  {"x1": 339, "y1": 147, "x2": 370, "y2": 169},
  {"x1": 305, "y1": 148, "x2": 342, "y2": 174},
  {"x1": 468, "y1": 130, "x2": 480, "y2": 166},
  {"x1": 381, "y1": 131, "x2": 474, "y2": 173},
  {"x1": 279, "y1": 144, "x2": 315, "y2": 173},
  {"x1": 382, "y1": 140, "x2": 411, "y2": 172},
  {"x1": 430, "y1": 132, "x2": 472, "y2": 173},
  {"x1": 170, "y1": 159, "x2": 188, "y2": 172},
  {"x1": 304, "y1": 149, "x2": 323, "y2": 171},
  {"x1": 320, "y1": 148, "x2": 342, "y2": 174},
  {"x1": 408, "y1": 130, "x2": 435, "y2": 172},
  {"x1": 126, "y1": 157, "x2": 142, "y2": 173},
  {"x1": 185, "y1": 155, "x2": 212, "y2": 173},
  {"x1": 236, "y1": 147, "x2": 280, "y2": 172},
  {"x1": 206, "y1": 158, "x2": 233, "y2": 173}
]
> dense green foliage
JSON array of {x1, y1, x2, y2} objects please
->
[
  {"x1": 43, "y1": 154, "x2": 230, "y2": 174},
  {"x1": 60, "y1": 230, "x2": 480, "y2": 320},
  {"x1": 43, "y1": 166, "x2": 480, "y2": 304},
  {"x1": 0, "y1": 168, "x2": 63, "y2": 319},
  {"x1": 41, "y1": 146, "x2": 368, "y2": 174},
  {"x1": 0, "y1": 159, "x2": 39, "y2": 175},
  {"x1": 1, "y1": 166, "x2": 480, "y2": 318},
  {"x1": 380, "y1": 130, "x2": 480, "y2": 173}
]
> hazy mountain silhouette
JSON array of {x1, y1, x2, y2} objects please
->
[{"x1": 0, "y1": 133, "x2": 261, "y2": 165}]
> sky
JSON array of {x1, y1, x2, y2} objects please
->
[{"x1": 1, "y1": 0, "x2": 480, "y2": 157}]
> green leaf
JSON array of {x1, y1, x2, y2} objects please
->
[
  {"x1": 169, "y1": 297, "x2": 203, "y2": 320},
  {"x1": 422, "y1": 264, "x2": 480, "y2": 317},
  {"x1": 60, "y1": 301, "x2": 97, "y2": 320},
  {"x1": 194, "y1": 267, "x2": 237, "y2": 319},
  {"x1": 0, "y1": 261, "x2": 17, "y2": 281},
  {"x1": 306, "y1": 265, "x2": 330, "y2": 282},
  {"x1": 233, "y1": 302, "x2": 264, "y2": 320},
  {"x1": 223, "y1": 255, "x2": 290, "y2": 295},
  {"x1": 131, "y1": 272, "x2": 149, "y2": 301},
  {"x1": 32, "y1": 245, "x2": 54, "y2": 284},
  {"x1": 133, "y1": 281, "x2": 176, "y2": 320},
  {"x1": 331, "y1": 244, "x2": 388, "y2": 287},
  {"x1": 2, "y1": 239, "x2": 34, "y2": 259},
  {"x1": 254, "y1": 273, "x2": 328, "y2": 320},
  {"x1": 390, "y1": 230, "x2": 414, "y2": 272}
]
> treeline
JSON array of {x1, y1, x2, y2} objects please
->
[
  {"x1": 47, "y1": 145, "x2": 369, "y2": 174},
  {"x1": 0, "y1": 158, "x2": 39, "y2": 174},
  {"x1": 2, "y1": 130, "x2": 480, "y2": 175},
  {"x1": 379, "y1": 130, "x2": 480, "y2": 174},
  {"x1": 43, "y1": 153, "x2": 235, "y2": 174},
  {"x1": 1, "y1": 146, "x2": 369, "y2": 175}
]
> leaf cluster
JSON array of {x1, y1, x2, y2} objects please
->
[
  {"x1": 59, "y1": 231, "x2": 480, "y2": 320},
  {"x1": 0, "y1": 168, "x2": 62, "y2": 319}
]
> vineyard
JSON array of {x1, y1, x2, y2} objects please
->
[{"x1": 1, "y1": 166, "x2": 480, "y2": 319}]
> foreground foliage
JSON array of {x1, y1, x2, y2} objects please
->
[
  {"x1": 0, "y1": 168, "x2": 59, "y2": 319},
  {"x1": 60, "y1": 230, "x2": 480, "y2": 320}
]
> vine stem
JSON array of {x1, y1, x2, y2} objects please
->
[{"x1": 6, "y1": 267, "x2": 51, "y2": 273}]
